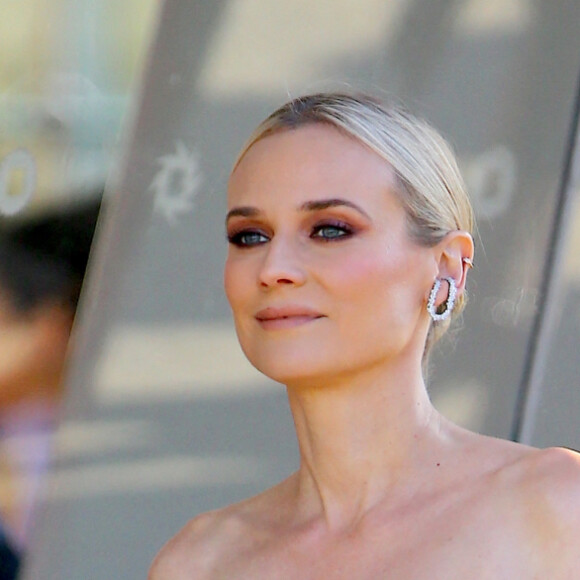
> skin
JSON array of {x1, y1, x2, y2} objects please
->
[
  {"x1": 0, "y1": 291, "x2": 71, "y2": 408},
  {"x1": 150, "y1": 124, "x2": 580, "y2": 579}
]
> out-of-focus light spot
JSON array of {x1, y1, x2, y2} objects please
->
[
  {"x1": 562, "y1": 183, "x2": 580, "y2": 283},
  {"x1": 41, "y1": 455, "x2": 265, "y2": 500},
  {"x1": 53, "y1": 419, "x2": 155, "y2": 459},
  {"x1": 198, "y1": 0, "x2": 407, "y2": 95},
  {"x1": 0, "y1": 148, "x2": 36, "y2": 216},
  {"x1": 481, "y1": 288, "x2": 539, "y2": 328},
  {"x1": 432, "y1": 380, "x2": 489, "y2": 431},
  {"x1": 462, "y1": 146, "x2": 517, "y2": 220},
  {"x1": 94, "y1": 324, "x2": 274, "y2": 403},
  {"x1": 454, "y1": 0, "x2": 534, "y2": 35}
]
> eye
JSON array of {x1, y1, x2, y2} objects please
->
[
  {"x1": 311, "y1": 221, "x2": 353, "y2": 241},
  {"x1": 227, "y1": 229, "x2": 269, "y2": 247}
]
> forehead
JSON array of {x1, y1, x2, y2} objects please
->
[{"x1": 227, "y1": 124, "x2": 397, "y2": 208}]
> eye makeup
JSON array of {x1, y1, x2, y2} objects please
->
[
  {"x1": 310, "y1": 220, "x2": 355, "y2": 241},
  {"x1": 225, "y1": 197, "x2": 368, "y2": 248},
  {"x1": 227, "y1": 228, "x2": 269, "y2": 247}
]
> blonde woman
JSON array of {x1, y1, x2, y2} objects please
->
[{"x1": 150, "y1": 93, "x2": 580, "y2": 579}]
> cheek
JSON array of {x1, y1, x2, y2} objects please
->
[
  {"x1": 334, "y1": 249, "x2": 406, "y2": 296},
  {"x1": 224, "y1": 258, "x2": 252, "y2": 316},
  {"x1": 332, "y1": 249, "x2": 425, "y2": 325},
  {"x1": 223, "y1": 260, "x2": 235, "y2": 306}
]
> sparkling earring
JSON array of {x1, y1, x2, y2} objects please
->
[{"x1": 427, "y1": 277, "x2": 457, "y2": 321}]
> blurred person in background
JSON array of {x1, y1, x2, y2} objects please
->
[{"x1": 0, "y1": 196, "x2": 101, "y2": 578}]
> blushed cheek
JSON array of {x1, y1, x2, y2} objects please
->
[
  {"x1": 338, "y1": 252, "x2": 418, "y2": 318},
  {"x1": 336, "y1": 253, "x2": 398, "y2": 292}
]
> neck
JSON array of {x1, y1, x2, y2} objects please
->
[{"x1": 286, "y1": 355, "x2": 449, "y2": 529}]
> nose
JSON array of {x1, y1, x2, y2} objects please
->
[{"x1": 258, "y1": 236, "x2": 306, "y2": 289}]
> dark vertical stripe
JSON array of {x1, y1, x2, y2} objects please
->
[{"x1": 511, "y1": 67, "x2": 580, "y2": 442}]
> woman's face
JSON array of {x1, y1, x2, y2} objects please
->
[{"x1": 225, "y1": 124, "x2": 438, "y2": 386}]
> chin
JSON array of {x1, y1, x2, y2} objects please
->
[{"x1": 244, "y1": 343, "x2": 337, "y2": 387}]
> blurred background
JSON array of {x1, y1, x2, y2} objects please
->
[{"x1": 0, "y1": 1, "x2": 579, "y2": 578}]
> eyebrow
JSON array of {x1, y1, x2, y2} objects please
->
[
  {"x1": 225, "y1": 197, "x2": 370, "y2": 224},
  {"x1": 225, "y1": 206, "x2": 260, "y2": 223},
  {"x1": 299, "y1": 198, "x2": 371, "y2": 219}
]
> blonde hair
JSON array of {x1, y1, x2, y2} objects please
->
[{"x1": 235, "y1": 92, "x2": 474, "y2": 356}]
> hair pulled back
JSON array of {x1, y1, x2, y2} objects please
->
[{"x1": 235, "y1": 92, "x2": 475, "y2": 356}]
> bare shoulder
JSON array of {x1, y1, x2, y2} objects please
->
[
  {"x1": 149, "y1": 478, "x2": 296, "y2": 579},
  {"x1": 458, "y1": 435, "x2": 580, "y2": 576},
  {"x1": 486, "y1": 441, "x2": 580, "y2": 516},
  {"x1": 148, "y1": 509, "x2": 233, "y2": 580},
  {"x1": 514, "y1": 445, "x2": 580, "y2": 511},
  {"x1": 466, "y1": 428, "x2": 580, "y2": 493},
  {"x1": 499, "y1": 445, "x2": 580, "y2": 575}
]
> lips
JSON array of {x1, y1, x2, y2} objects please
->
[{"x1": 255, "y1": 305, "x2": 324, "y2": 329}]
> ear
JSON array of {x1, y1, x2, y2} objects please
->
[{"x1": 434, "y1": 230, "x2": 474, "y2": 295}]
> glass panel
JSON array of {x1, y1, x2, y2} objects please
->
[
  {"x1": 522, "y1": 116, "x2": 580, "y2": 449},
  {"x1": 23, "y1": 1, "x2": 580, "y2": 578},
  {"x1": 0, "y1": 0, "x2": 157, "y2": 577}
]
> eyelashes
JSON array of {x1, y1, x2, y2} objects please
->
[
  {"x1": 227, "y1": 229, "x2": 269, "y2": 247},
  {"x1": 310, "y1": 221, "x2": 354, "y2": 240},
  {"x1": 227, "y1": 220, "x2": 355, "y2": 248}
]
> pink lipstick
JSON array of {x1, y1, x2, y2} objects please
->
[{"x1": 255, "y1": 306, "x2": 324, "y2": 330}]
